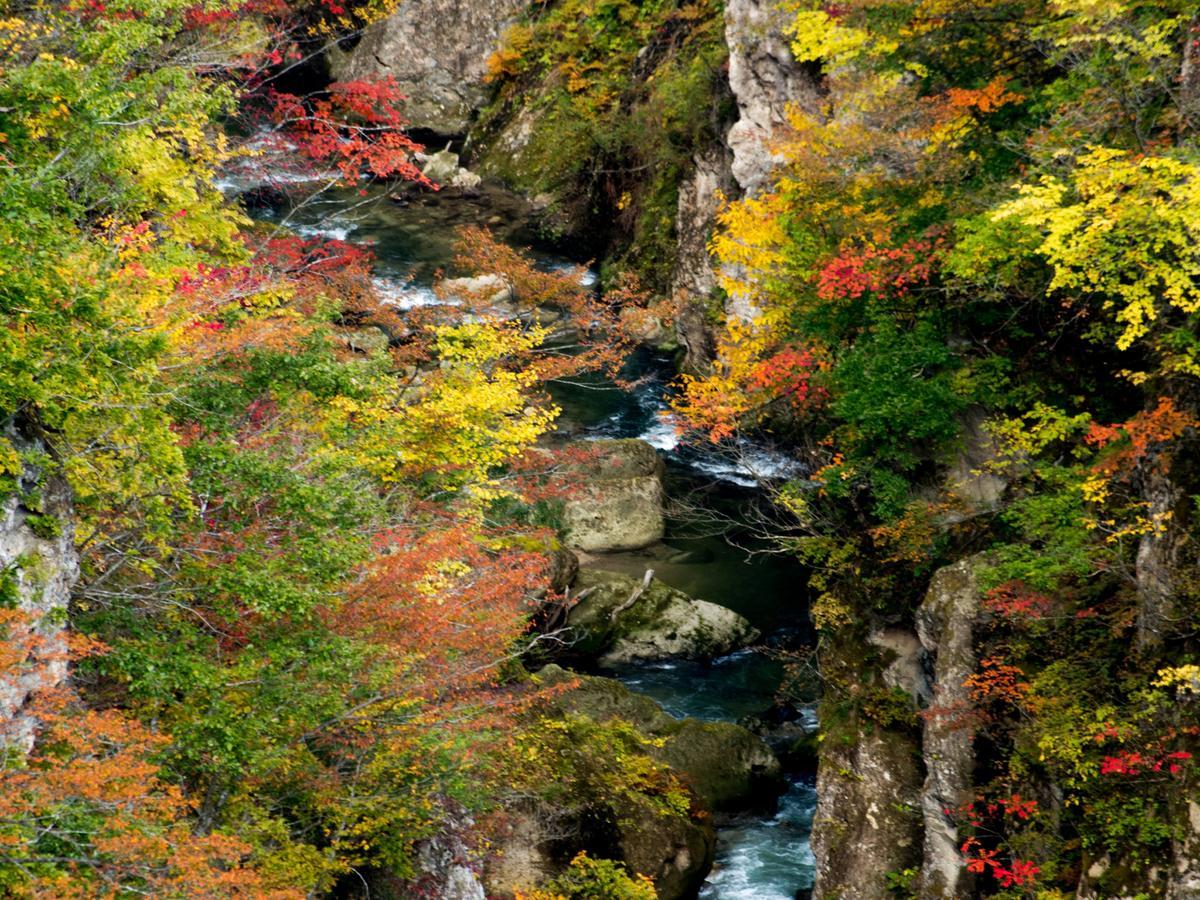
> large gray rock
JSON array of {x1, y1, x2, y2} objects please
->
[
  {"x1": 567, "y1": 569, "x2": 759, "y2": 667},
  {"x1": 327, "y1": 0, "x2": 530, "y2": 135},
  {"x1": 560, "y1": 439, "x2": 665, "y2": 553},
  {"x1": 723, "y1": 0, "x2": 820, "y2": 195},
  {"x1": 811, "y1": 723, "x2": 923, "y2": 899},
  {"x1": 536, "y1": 665, "x2": 782, "y2": 814},
  {"x1": 0, "y1": 425, "x2": 78, "y2": 753},
  {"x1": 419, "y1": 149, "x2": 483, "y2": 191},
  {"x1": 670, "y1": 144, "x2": 733, "y2": 372},
  {"x1": 915, "y1": 555, "x2": 990, "y2": 899},
  {"x1": 438, "y1": 273, "x2": 515, "y2": 307}
]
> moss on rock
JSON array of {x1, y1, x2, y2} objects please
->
[{"x1": 566, "y1": 568, "x2": 759, "y2": 666}]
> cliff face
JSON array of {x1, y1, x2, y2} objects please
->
[
  {"x1": 811, "y1": 721, "x2": 923, "y2": 899},
  {"x1": 813, "y1": 547, "x2": 1200, "y2": 900},
  {"x1": 0, "y1": 424, "x2": 78, "y2": 753},
  {"x1": 810, "y1": 556, "x2": 986, "y2": 899},
  {"x1": 913, "y1": 557, "x2": 988, "y2": 899},
  {"x1": 327, "y1": 0, "x2": 530, "y2": 135},
  {"x1": 330, "y1": 0, "x2": 818, "y2": 363},
  {"x1": 670, "y1": 143, "x2": 731, "y2": 372},
  {"x1": 722, "y1": 0, "x2": 819, "y2": 195}
]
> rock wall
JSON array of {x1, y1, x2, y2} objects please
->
[
  {"x1": 811, "y1": 722, "x2": 923, "y2": 898},
  {"x1": 327, "y1": 0, "x2": 530, "y2": 135},
  {"x1": 0, "y1": 424, "x2": 78, "y2": 753},
  {"x1": 723, "y1": 0, "x2": 820, "y2": 195},
  {"x1": 914, "y1": 556, "x2": 988, "y2": 899},
  {"x1": 811, "y1": 556, "x2": 993, "y2": 899},
  {"x1": 670, "y1": 144, "x2": 732, "y2": 372}
]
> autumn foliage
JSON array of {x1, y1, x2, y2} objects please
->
[{"x1": 0, "y1": 0, "x2": 628, "y2": 894}]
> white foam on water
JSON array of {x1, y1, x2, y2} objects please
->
[
  {"x1": 639, "y1": 411, "x2": 682, "y2": 451},
  {"x1": 294, "y1": 221, "x2": 356, "y2": 242},
  {"x1": 544, "y1": 260, "x2": 599, "y2": 288},
  {"x1": 594, "y1": 381, "x2": 803, "y2": 486},
  {"x1": 215, "y1": 130, "x2": 339, "y2": 193},
  {"x1": 699, "y1": 777, "x2": 818, "y2": 899},
  {"x1": 372, "y1": 275, "x2": 443, "y2": 311},
  {"x1": 680, "y1": 438, "x2": 805, "y2": 488}
]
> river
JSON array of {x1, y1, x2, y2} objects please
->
[{"x1": 232, "y1": 159, "x2": 818, "y2": 898}]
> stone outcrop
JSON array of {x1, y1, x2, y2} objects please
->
[
  {"x1": 536, "y1": 664, "x2": 783, "y2": 814},
  {"x1": 1168, "y1": 799, "x2": 1200, "y2": 899},
  {"x1": 869, "y1": 627, "x2": 931, "y2": 707},
  {"x1": 0, "y1": 424, "x2": 78, "y2": 753},
  {"x1": 914, "y1": 555, "x2": 990, "y2": 899},
  {"x1": 566, "y1": 569, "x2": 759, "y2": 667},
  {"x1": 484, "y1": 663, "x2": 782, "y2": 899},
  {"x1": 1135, "y1": 458, "x2": 1188, "y2": 651},
  {"x1": 723, "y1": 0, "x2": 820, "y2": 195},
  {"x1": 327, "y1": 0, "x2": 530, "y2": 135},
  {"x1": 560, "y1": 439, "x2": 665, "y2": 553},
  {"x1": 811, "y1": 723, "x2": 923, "y2": 899},
  {"x1": 484, "y1": 813, "x2": 555, "y2": 900},
  {"x1": 945, "y1": 407, "x2": 1007, "y2": 509},
  {"x1": 670, "y1": 144, "x2": 733, "y2": 371}
]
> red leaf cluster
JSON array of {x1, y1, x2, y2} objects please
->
[{"x1": 816, "y1": 235, "x2": 943, "y2": 301}]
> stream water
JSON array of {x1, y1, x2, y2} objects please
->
[
  {"x1": 232, "y1": 159, "x2": 817, "y2": 898},
  {"x1": 550, "y1": 364, "x2": 817, "y2": 900}
]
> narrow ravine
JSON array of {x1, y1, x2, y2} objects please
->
[
  {"x1": 235, "y1": 155, "x2": 817, "y2": 897},
  {"x1": 551, "y1": 364, "x2": 817, "y2": 899}
]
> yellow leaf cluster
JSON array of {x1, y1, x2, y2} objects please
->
[{"x1": 994, "y1": 148, "x2": 1200, "y2": 350}]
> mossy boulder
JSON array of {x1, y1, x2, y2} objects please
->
[
  {"x1": 566, "y1": 568, "x2": 758, "y2": 666},
  {"x1": 536, "y1": 665, "x2": 783, "y2": 815},
  {"x1": 659, "y1": 718, "x2": 784, "y2": 814},
  {"x1": 616, "y1": 806, "x2": 715, "y2": 900},
  {"x1": 560, "y1": 440, "x2": 665, "y2": 553}
]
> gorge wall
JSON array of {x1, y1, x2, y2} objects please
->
[
  {"x1": 329, "y1": 4, "x2": 1200, "y2": 898},
  {"x1": 0, "y1": 422, "x2": 77, "y2": 753},
  {"x1": 326, "y1": 0, "x2": 529, "y2": 135},
  {"x1": 329, "y1": 0, "x2": 814, "y2": 366}
]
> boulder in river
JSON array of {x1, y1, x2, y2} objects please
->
[
  {"x1": 566, "y1": 568, "x2": 759, "y2": 667},
  {"x1": 560, "y1": 439, "x2": 665, "y2": 553},
  {"x1": 420, "y1": 149, "x2": 484, "y2": 192},
  {"x1": 535, "y1": 664, "x2": 783, "y2": 814},
  {"x1": 438, "y1": 273, "x2": 515, "y2": 307}
]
